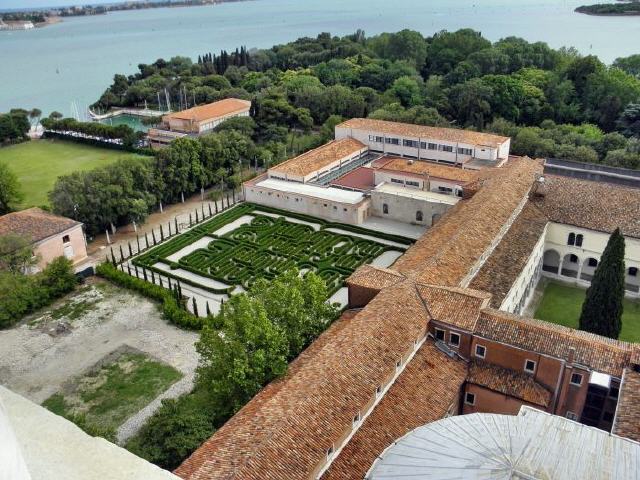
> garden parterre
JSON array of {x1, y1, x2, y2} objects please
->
[{"x1": 132, "y1": 203, "x2": 412, "y2": 295}]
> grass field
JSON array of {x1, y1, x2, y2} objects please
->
[
  {"x1": 43, "y1": 350, "x2": 182, "y2": 439},
  {"x1": 0, "y1": 139, "x2": 147, "y2": 208},
  {"x1": 534, "y1": 280, "x2": 640, "y2": 343}
]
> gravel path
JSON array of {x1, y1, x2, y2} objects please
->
[{"x1": 0, "y1": 279, "x2": 199, "y2": 443}]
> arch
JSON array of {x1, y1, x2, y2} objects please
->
[
  {"x1": 580, "y1": 257, "x2": 598, "y2": 282},
  {"x1": 382, "y1": 203, "x2": 389, "y2": 215},
  {"x1": 432, "y1": 213, "x2": 442, "y2": 225},
  {"x1": 416, "y1": 210, "x2": 423, "y2": 222},
  {"x1": 561, "y1": 253, "x2": 580, "y2": 278},
  {"x1": 542, "y1": 249, "x2": 561, "y2": 274}
]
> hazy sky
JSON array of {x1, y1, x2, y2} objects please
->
[{"x1": 0, "y1": 0, "x2": 135, "y2": 9}]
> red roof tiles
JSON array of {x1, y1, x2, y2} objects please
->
[{"x1": 0, "y1": 207, "x2": 81, "y2": 243}]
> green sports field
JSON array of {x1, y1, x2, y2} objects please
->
[
  {"x1": 534, "y1": 280, "x2": 640, "y2": 343},
  {"x1": 0, "y1": 139, "x2": 148, "y2": 208}
]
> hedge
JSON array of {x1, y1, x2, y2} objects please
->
[{"x1": 96, "y1": 263, "x2": 203, "y2": 330}]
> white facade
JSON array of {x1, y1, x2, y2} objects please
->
[
  {"x1": 370, "y1": 183, "x2": 458, "y2": 227},
  {"x1": 244, "y1": 178, "x2": 369, "y2": 224},
  {"x1": 335, "y1": 126, "x2": 510, "y2": 166},
  {"x1": 541, "y1": 223, "x2": 640, "y2": 297},
  {"x1": 372, "y1": 170, "x2": 464, "y2": 197}
]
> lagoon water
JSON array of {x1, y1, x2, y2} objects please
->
[{"x1": 1, "y1": 0, "x2": 639, "y2": 116}]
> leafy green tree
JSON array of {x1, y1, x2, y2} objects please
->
[
  {"x1": 448, "y1": 78, "x2": 494, "y2": 129},
  {"x1": 578, "y1": 229, "x2": 625, "y2": 339},
  {"x1": 617, "y1": 103, "x2": 640, "y2": 138},
  {"x1": 196, "y1": 294, "x2": 288, "y2": 418},
  {"x1": 0, "y1": 234, "x2": 36, "y2": 274},
  {"x1": 613, "y1": 54, "x2": 640, "y2": 78},
  {"x1": 0, "y1": 161, "x2": 23, "y2": 214},
  {"x1": 388, "y1": 76, "x2": 423, "y2": 107},
  {"x1": 251, "y1": 270, "x2": 338, "y2": 358}
]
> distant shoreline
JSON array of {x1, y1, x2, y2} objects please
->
[{"x1": 575, "y1": 1, "x2": 640, "y2": 16}]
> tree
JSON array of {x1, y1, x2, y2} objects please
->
[
  {"x1": 617, "y1": 103, "x2": 640, "y2": 138},
  {"x1": 0, "y1": 234, "x2": 36, "y2": 273},
  {"x1": 0, "y1": 161, "x2": 23, "y2": 214},
  {"x1": 578, "y1": 228, "x2": 625, "y2": 339},
  {"x1": 196, "y1": 294, "x2": 288, "y2": 418}
]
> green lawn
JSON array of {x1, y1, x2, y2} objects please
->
[
  {"x1": 534, "y1": 280, "x2": 640, "y2": 343},
  {"x1": 43, "y1": 351, "x2": 182, "y2": 439},
  {"x1": 0, "y1": 139, "x2": 147, "y2": 208}
]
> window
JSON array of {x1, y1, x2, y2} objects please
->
[
  {"x1": 440, "y1": 145, "x2": 454, "y2": 153},
  {"x1": 609, "y1": 386, "x2": 619, "y2": 398},
  {"x1": 524, "y1": 359, "x2": 536, "y2": 373},
  {"x1": 420, "y1": 141, "x2": 427, "y2": 149},
  {"x1": 575, "y1": 234, "x2": 584, "y2": 247},
  {"x1": 382, "y1": 203, "x2": 389, "y2": 214},
  {"x1": 475, "y1": 344, "x2": 486, "y2": 358},
  {"x1": 376, "y1": 385, "x2": 382, "y2": 396},
  {"x1": 629, "y1": 267, "x2": 638, "y2": 277},
  {"x1": 464, "y1": 392, "x2": 475, "y2": 405},
  {"x1": 375, "y1": 136, "x2": 384, "y2": 143},
  {"x1": 449, "y1": 332, "x2": 460, "y2": 347},
  {"x1": 333, "y1": 206, "x2": 337, "y2": 210},
  {"x1": 567, "y1": 232, "x2": 576, "y2": 246},
  {"x1": 343, "y1": 208, "x2": 347, "y2": 212},
  {"x1": 323, "y1": 203, "x2": 327, "y2": 207},
  {"x1": 570, "y1": 373, "x2": 583, "y2": 386},
  {"x1": 62, "y1": 235, "x2": 70, "y2": 243},
  {"x1": 416, "y1": 211, "x2": 423, "y2": 222},
  {"x1": 427, "y1": 143, "x2": 438, "y2": 150},
  {"x1": 434, "y1": 328, "x2": 445, "y2": 341},
  {"x1": 385, "y1": 137, "x2": 400, "y2": 145},
  {"x1": 390, "y1": 178, "x2": 404, "y2": 184},
  {"x1": 457, "y1": 147, "x2": 473, "y2": 155},
  {"x1": 588, "y1": 258, "x2": 598, "y2": 268},
  {"x1": 406, "y1": 180, "x2": 419, "y2": 187},
  {"x1": 353, "y1": 412, "x2": 361, "y2": 425},
  {"x1": 603, "y1": 411, "x2": 614, "y2": 422},
  {"x1": 403, "y1": 139, "x2": 419, "y2": 148},
  {"x1": 326, "y1": 445, "x2": 334, "y2": 459},
  {"x1": 396, "y1": 359, "x2": 402, "y2": 370},
  {"x1": 438, "y1": 186, "x2": 453, "y2": 193},
  {"x1": 569, "y1": 254, "x2": 578, "y2": 263},
  {"x1": 566, "y1": 411, "x2": 578, "y2": 421}
]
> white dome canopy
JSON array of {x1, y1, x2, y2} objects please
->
[{"x1": 366, "y1": 407, "x2": 640, "y2": 480}]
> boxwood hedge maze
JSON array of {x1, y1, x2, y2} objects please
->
[{"x1": 132, "y1": 203, "x2": 413, "y2": 298}]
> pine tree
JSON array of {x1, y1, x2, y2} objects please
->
[{"x1": 578, "y1": 228, "x2": 625, "y2": 339}]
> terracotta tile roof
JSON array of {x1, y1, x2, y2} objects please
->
[
  {"x1": 476, "y1": 309, "x2": 635, "y2": 377},
  {"x1": 612, "y1": 368, "x2": 640, "y2": 442},
  {"x1": 469, "y1": 202, "x2": 548, "y2": 308},
  {"x1": 164, "y1": 98, "x2": 251, "y2": 122},
  {"x1": 532, "y1": 175, "x2": 640, "y2": 238},
  {"x1": 392, "y1": 157, "x2": 543, "y2": 286},
  {"x1": 346, "y1": 264, "x2": 406, "y2": 291},
  {"x1": 337, "y1": 118, "x2": 510, "y2": 147},
  {"x1": 329, "y1": 166, "x2": 375, "y2": 191},
  {"x1": 269, "y1": 138, "x2": 366, "y2": 179},
  {"x1": 467, "y1": 361, "x2": 552, "y2": 407},
  {"x1": 175, "y1": 282, "x2": 431, "y2": 480},
  {"x1": 371, "y1": 156, "x2": 480, "y2": 184},
  {"x1": 322, "y1": 340, "x2": 467, "y2": 480},
  {"x1": 0, "y1": 208, "x2": 81, "y2": 243},
  {"x1": 416, "y1": 284, "x2": 490, "y2": 331}
]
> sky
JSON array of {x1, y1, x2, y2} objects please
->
[{"x1": 0, "y1": 0, "x2": 143, "y2": 10}]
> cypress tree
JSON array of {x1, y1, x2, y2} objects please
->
[{"x1": 578, "y1": 228, "x2": 626, "y2": 339}]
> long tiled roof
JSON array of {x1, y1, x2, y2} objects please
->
[
  {"x1": 164, "y1": 98, "x2": 251, "y2": 122},
  {"x1": 337, "y1": 118, "x2": 510, "y2": 147},
  {"x1": 470, "y1": 202, "x2": 548, "y2": 308},
  {"x1": 0, "y1": 207, "x2": 81, "y2": 243},
  {"x1": 475, "y1": 309, "x2": 635, "y2": 377},
  {"x1": 269, "y1": 138, "x2": 366, "y2": 178},
  {"x1": 176, "y1": 282, "x2": 431, "y2": 480},
  {"x1": 532, "y1": 175, "x2": 640, "y2": 238},
  {"x1": 467, "y1": 361, "x2": 552, "y2": 407},
  {"x1": 416, "y1": 284, "x2": 490, "y2": 332},
  {"x1": 372, "y1": 156, "x2": 480, "y2": 183},
  {"x1": 612, "y1": 368, "x2": 640, "y2": 442},
  {"x1": 322, "y1": 340, "x2": 467, "y2": 480},
  {"x1": 346, "y1": 264, "x2": 405, "y2": 292},
  {"x1": 392, "y1": 157, "x2": 543, "y2": 286}
]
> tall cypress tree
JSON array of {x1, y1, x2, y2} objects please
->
[{"x1": 578, "y1": 228, "x2": 625, "y2": 339}]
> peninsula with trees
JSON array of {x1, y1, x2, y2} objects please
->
[{"x1": 576, "y1": 1, "x2": 640, "y2": 16}]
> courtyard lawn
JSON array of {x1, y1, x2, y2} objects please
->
[
  {"x1": 42, "y1": 350, "x2": 182, "y2": 438},
  {"x1": 534, "y1": 280, "x2": 640, "y2": 343},
  {"x1": 0, "y1": 139, "x2": 148, "y2": 208}
]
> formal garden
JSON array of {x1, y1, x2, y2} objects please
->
[{"x1": 116, "y1": 202, "x2": 412, "y2": 317}]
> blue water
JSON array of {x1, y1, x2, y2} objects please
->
[{"x1": 1, "y1": 0, "x2": 639, "y2": 116}]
